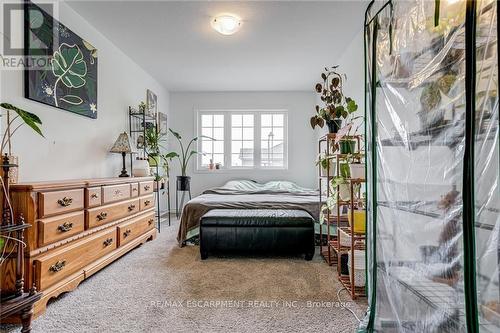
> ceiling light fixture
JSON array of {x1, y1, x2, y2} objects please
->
[{"x1": 211, "y1": 14, "x2": 242, "y2": 35}]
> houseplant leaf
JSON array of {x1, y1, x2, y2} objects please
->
[
  {"x1": 169, "y1": 128, "x2": 182, "y2": 140},
  {"x1": 164, "y1": 152, "x2": 179, "y2": 159},
  {"x1": 346, "y1": 99, "x2": 358, "y2": 113},
  {"x1": 310, "y1": 116, "x2": 317, "y2": 129},
  {"x1": 0, "y1": 103, "x2": 44, "y2": 137}
]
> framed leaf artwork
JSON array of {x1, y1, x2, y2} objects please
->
[
  {"x1": 146, "y1": 89, "x2": 157, "y2": 118},
  {"x1": 24, "y1": 1, "x2": 98, "y2": 119}
]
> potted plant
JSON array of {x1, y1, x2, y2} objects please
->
[
  {"x1": 332, "y1": 110, "x2": 363, "y2": 155},
  {"x1": 310, "y1": 66, "x2": 358, "y2": 133},
  {"x1": 347, "y1": 199, "x2": 366, "y2": 234},
  {"x1": 144, "y1": 127, "x2": 168, "y2": 167},
  {"x1": 346, "y1": 153, "x2": 365, "y2": 180},
  {"x1": 0, "y1": 103, "x2": 44, "y2": 183},
  {"x1": 165, "y1": 128, "x2": 212, "y2": 191},
  {"x1": 316, "y1": 153, "x2": 335, "y2": 177}
]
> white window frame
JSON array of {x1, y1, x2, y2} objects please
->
[{"x1": 196, "y1": 109, "x2": 288, "y2": 172}]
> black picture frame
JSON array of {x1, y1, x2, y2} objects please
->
[{"x1": 24, "y1": 1, "x2": 98, "y2": 119}]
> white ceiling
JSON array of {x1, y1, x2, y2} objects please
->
[{"x1": 67, "y1": 1, "x2": 366, "y2": 91}]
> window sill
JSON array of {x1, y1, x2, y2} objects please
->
[{"x1": 194, "y1": 167, "x2": 288, "y2": 174}]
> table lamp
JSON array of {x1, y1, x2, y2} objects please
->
[{"x1": 110, "y1": 132, "x2": 132, "y2": 177}]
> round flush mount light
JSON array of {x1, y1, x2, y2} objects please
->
[{"x1": 211, "y1": 14, "x2": 242, "y2": 35}]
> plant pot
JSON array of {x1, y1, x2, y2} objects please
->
[
  {"x1": 176, "y1": 176, "x2": 191, "y2": 191},
  {"x1": 349, "y1": 163, "x2": 365, "y2": 180},
  {"x1": 338, "y1": 183, "x2": 351, "y2": 202},
  {"x1": 320, "y1": 161, "x2": 335, "y2": 177},
  {"x1": 7, "y1": 155, "x2": 18, "y2": 184},
  {"x1": 340, "y1": 253, "x2": 349, "y2": 275},
  {"x1": 148, "y1": 154, "x2": 159, "y2": 167},
  {"x1": 339, "y1": 140, "x2": 356, "y2": 154},
  {"x1": 133, "y1": 159, "x2": 150, "y2": 177},
  {"x1": 339, "y1": 163, "x2": 350, "y2": 178},
  {"x1": 154, "y1": 180, "x2": 165, "y2": 191},
  {"x1": 348, "y1": 250, "x2": 366, "y2": 287},
  {"x1": 347, "y1": 209, "x2": 366, "y2": 234},
  {"x1": 326, "y1": 119, "x2": 342, "y2": 133}
]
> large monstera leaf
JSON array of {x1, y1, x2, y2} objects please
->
[{"x1": 51, "y1": 43, "x2": 87, "y2": 88}]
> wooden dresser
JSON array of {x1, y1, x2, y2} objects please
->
[{"x1": 0, "y1": 177, "x2": 157, "y2": 320}]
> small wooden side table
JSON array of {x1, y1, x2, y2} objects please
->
[{"x1": 1, "y1": 289, "x2": 42, "y2": 333}]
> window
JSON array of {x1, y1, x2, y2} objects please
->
[
  {"x1": 260, "y1": 114, "x2": 285, "y2": 167},
  {"x1": 197, "y1": 110, "x2": 287, "y2": 170},
  {"x1": 231, "y1": 114, "x2": 254, "y2": 167},
  {"x1": 200, "y1": 114, "x2": 225, "y2": 167}
]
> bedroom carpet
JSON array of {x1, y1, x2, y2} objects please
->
[{"x1": 1, "y1": 218, "x2": 367, "y2": 333}]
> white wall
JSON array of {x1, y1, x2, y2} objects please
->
[
  {"x1": 338, "y1": 29, "x2": 364, "y2": 114},
  {"x1": 168, "y1": 91, "x2": 317, "y2": 197},
  {"x1": 313, "y1": 28, "x2": 365, "y2": 143},
  {"x1": 0, "y1": 0, "x2": 169, "y2": 182}
]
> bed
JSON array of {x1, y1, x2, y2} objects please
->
[{"x1": 177, "y1": 180, "x2": 320, "y2": 246}]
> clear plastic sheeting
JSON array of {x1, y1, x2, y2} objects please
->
[
  {"x1": 474, "y1": 1, "x2": 500, "y2": 332},
  {"x1": 362, "y1": 0, "x2": 499, "y2": 332}
]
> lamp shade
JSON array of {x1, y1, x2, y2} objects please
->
[{"x1": 110, "y1": 132, "x2": 132, "y2": 153}]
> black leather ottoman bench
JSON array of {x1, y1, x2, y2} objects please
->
[{"x1": 199, "y1": 209, "x2": 315, "y2": 260}]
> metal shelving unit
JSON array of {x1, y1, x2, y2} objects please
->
[{"x1": 128, "y1": 107, "x2": 171, "y2": 230}]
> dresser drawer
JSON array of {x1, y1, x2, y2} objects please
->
[
  {"x1": 139, "y1": 181, "x2": 154, "y2": 195},
  {"x1": 86, "y1": 198, "x2": 140, "y2": 229},
  {"x1": 130, "y1": 183, "x2": 139, "y2": 197},
  {"x1": 102, "y1": 184, "x2": 131, "y2": 204},
  {"x1": 38, "y1": 211, "x2": 85, "y2": 247},
  {"x1": 139, "y1": 195, "x2": 154, "y2": 211},
  {"x1": 34, "y1": 228, "x2": 116, "y2": 290},
  {"x1": 117, "y1": 212, "x2": 155, "y2": 246},
  {"x1": 38, "y1": 189, "x2": 84, "y2": 218},
  {"x1": 85, "y1": 187, "x2": 102, "y2": 208}
]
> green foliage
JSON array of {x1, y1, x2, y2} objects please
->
[
  {"x1": 0, "y1": 103, "x2": 44, "y2": 155},
  {"x1": 166, "y1": 128, "x2": 212, "y2": 176},
  {"x1": 311, "y1": 66, "x2": 359, "y2": 129},
  {"x1": 0, "y1": 103, "x2": 44, "y2": 138}
]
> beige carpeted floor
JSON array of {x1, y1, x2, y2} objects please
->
[{"x1": 2, "y1": 218, "x2": 367, "y2": 333}]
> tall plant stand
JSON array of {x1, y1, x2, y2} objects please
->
[
  {"x1": 0, "y1": 155, "x2": 41, "y2": 332},
  {"x1": 175, "y1": 177, "x2": 191, "y2": 219}
]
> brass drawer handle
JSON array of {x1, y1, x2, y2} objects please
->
[
  {"x1": 49, "y1": 260, "x2": 66, "y2": 272},
  {"x1": 128, "y1": 204, "x2": 136, "y2": 211},
  {"x1": 132, "y1": 188, "x2": 138, "y2": 192},
  {"x1": 123, "y1": 229, "x2": 132, "y2": 238},
  {"x1": 144, "y1": 185, "x2": 151, "y2": 191},
  {"x1": 57, "y1": 222, "x2": 73, "y2": 232},
  {"x1": 114, "y1": 189, "x2": 122, "y2": 196},
  {"x1": 144, "y1": 200, "x2": 151, "y2": 206},
  {"x1": 103, "y1": 238, "x2": 114, "y2": 246},
  {"x1": 90, "y1": 193, "x2": 99, "y2": 199},
  {"x1": 57, "y1": 197, "x2": 73, "y2": 207},
  {"x1": 148, "y1": 219, "x2": 154, "y2": 226},
  {"x1": 97, "y1": 212, "x2": 108, "y2": 221}
]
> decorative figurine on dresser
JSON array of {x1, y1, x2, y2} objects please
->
[
  {"x1": 0, "y1": 175, "x2": 157, "y2": 323},
  {"x1": 0, "y1": 155, "x2": 41, "y2": 332}
]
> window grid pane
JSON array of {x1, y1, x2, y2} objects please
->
[
  {"x1": 261, "y1": 113, "x2": 285, "y2": 167},
  {"x1": 231, "y1": 114, "x2": 254, "y2": 167},
  {"x1": 200, "y1": 114, "x2": 224, "y2": 167}
]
